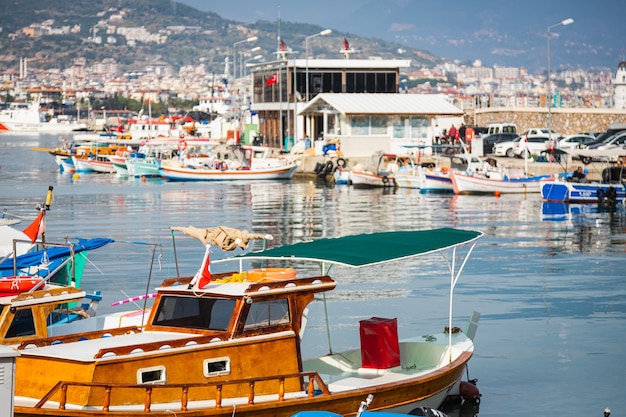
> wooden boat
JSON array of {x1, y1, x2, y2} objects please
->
[
  {"x1": 349, "y1": 151, "x2": 400, "y2": 188},
  {"x1": 539, "y1": 177, "x2": 626, "y2": 203},
  {"x1": 161, "y1": 144, "x2": 299, "y2": 181},
  {"x1": 71, "y1": 154, "x2": 116, "y2": 173},
  {"x1": 418, "y1": 154, "x2": 486, "y2": 194},
  {"x1": 450, "y1": 168, "x2": 549, "y2": 195},
  {"x1": 11, "y1": 225, "x2": 482, "y2": 417}
]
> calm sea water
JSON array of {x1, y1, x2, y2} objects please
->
[{"x1": 1, "y1": 133, "x2": 625, "y2": 417}]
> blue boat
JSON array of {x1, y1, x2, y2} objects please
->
[{"x1": 540, "y1": 178, "x2": 625, "y2": 203}]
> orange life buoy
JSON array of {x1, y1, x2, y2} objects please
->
[
  {"x1": 246, "y1": 268, "x2": 297, "y2": 282},
  {"x1": 178, "y1": 140, "x2": 188, "y2": 152},
  {"x1": 0, "y1": 275, "x2": 44, "y2": 296}
]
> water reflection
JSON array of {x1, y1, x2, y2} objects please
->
[{"x1": 2, "y1": 133, "x2": 626, "y2": 417}]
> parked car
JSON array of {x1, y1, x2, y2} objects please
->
[
  {"x1": 513, "y1": 135, "x2": 552, "y2": 158},
  {"x1": 558, "y1": 134, "x2": 597, "y2": 149},
  {"x1": 585, "y1": 128, "x2": 626, "y2": 149},
  {"x1": 494, "y1": 136, "x2": 522, "y2": 157},
  {"x1": 519, "y1": 127, "x2": 561, "y2": 139},
  {"x1": 485, "y1": 122, "x2": 517, "y2": 136},
  {"x1": 481, "y1": 132, "x2": 519, "y2": 154},
  {"x1": 595, "y1": 131, "x2": 626, "y2": 151}
]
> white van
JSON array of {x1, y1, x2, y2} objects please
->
[{"x1": 486, "y1": 123, "x2": 517, "y2": 135}]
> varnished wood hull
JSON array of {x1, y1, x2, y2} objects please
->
[{"x1": 15, "y1": 350, "x2": 471, "y2": 417}]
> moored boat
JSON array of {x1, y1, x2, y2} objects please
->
[
  {"x1": 0, "y1": 102, "x2": 86, "y2": 133},
  {"x1": 11, "y1": 225, "x2": 482, "y2": 416},
  {"x1": 540, "y1": 177, "x2": 626, "y2": 203},
  {"x1": 450, "y1": 168, "x2": 549, "y2": 195},
  {"x1": 349, "y1": 151, "x2": 399, "y2": 188},
  {"x1": 161, "y1": 144, "x2": 299, "y2": 181}
]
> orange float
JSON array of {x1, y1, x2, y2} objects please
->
[
  {"x1": 246, "y1": 268, "x2": 297, "y2": 282},
  {"x1": 0, "y1": 275, "x2": 44, "y2": 296}
]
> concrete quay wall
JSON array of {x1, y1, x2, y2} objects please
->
[{"x1": 472, "y1": 107, "x2": 626, "y2": 134}]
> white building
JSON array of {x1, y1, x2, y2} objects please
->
[{"x1": 613, "y1": 61, "x2": 626, "y2": 110}]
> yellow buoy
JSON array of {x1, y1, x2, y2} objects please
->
[{"x1": 73, "y1": 173, "x2": 80, "y2": 180}]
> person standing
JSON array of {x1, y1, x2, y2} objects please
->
[
  {"x1": 432, "y1": 124, "x2": 441, "y2": 154},
  {"x1": 448, "y1": 124, "x2": 459, "y2": 144}
]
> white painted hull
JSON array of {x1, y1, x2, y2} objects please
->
[
  {"x1": 161, "y1": 163, "x2": 298, "y2": 181},
  {"x1": 420, "y1": 170, "x2": 453, "y2": 193},
  {"x1": 71, "y1": 156, "x2": 116, "y2": 173},
  {"x1": 451, "y1": 170, "x2": 546, "y2": 194},
  {"x1": 350, "y1": 171, "x2": 396, "y2": 188}
]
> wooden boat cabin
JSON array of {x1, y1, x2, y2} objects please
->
[
  {"x1": 0, "y1": 285, "x2": 102, "y2": 346},
  {"x1": 12, "y1": 271, "x2": 337, "y2": 412}
]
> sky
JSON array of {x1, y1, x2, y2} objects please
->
[{"x1": 178, "y1": 0, "x2": 624, "y2": 72}]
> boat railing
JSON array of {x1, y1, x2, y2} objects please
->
[
  {"x1": 16, "y1": 326, "x2": 142, "y2": 350},
  {"x1": 92, "y1": 333, "x2": 228, "y2": 358},
  {"x1": 34, "y1": 371, "x2": 332, "y2": 412}
]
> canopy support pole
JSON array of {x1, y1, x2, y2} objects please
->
[{"x1": 442, "y1": 240, "x2": 479, "y2": 363}]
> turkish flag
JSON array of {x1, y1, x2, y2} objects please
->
[
  {"x1": 265, "y1": 73, "x2": 278, "y2": 86},
  {"x1": 23, "y1": 210, "x2": 45, "y2": 244}
]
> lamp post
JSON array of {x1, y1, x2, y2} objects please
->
[
  {"x1": 243, "y1": 54, "x2": 264, "y2": 124},
  {"x1": 240, "y1": 46, "x2": 261, "y2": 84},
  {"x1": 547, "y1": 18, "x2": 573, "y2": 142},
  {"x1": 305, "y1": 29, "x2": 331, "y2": 102},
  {"x1": 233, "y1": 36, "x2": 257, "y2": 82},
  {"x1": 232, "y1": 36, "x2": 257, "y2": 144}
]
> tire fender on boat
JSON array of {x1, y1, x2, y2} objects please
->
[
  {"x1": 597, "y1": 188, "x2": 606, "y2": 199},
  {"x1": 336, "y1": 158, "x2": 347, "y2": 168}
]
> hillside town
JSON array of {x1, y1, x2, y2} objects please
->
[{"x1": 1, "y1": 11, "x2": 624, "y2": 121}]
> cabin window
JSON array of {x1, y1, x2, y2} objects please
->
[
  {"x1": 203, "y1": 357, "x2": 231, "y2": 377},
  {"x1": 137, "y1": 366, "x2": 166, "y2": 385},
  {"x1": 152, "y1": 296, "x2": 235, "y2": 331},
  {"x1": 6, "y1": 308, "x2": 36, "y2": 338},
  {"x1": 244, "y1": 299, "x2": 290, "y2": 330}
]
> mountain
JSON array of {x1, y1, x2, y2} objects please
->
[
  {"x1": 0, "y1": 0, "x2": 442, "y2": 75},
  {"x1": 180, "y1": 0, "x2": 624, "y2": 72}
]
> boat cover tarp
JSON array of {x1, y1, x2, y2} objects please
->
[
  {"x1": 228, "y1": 228, "x2": 482, "y2": 268},
  {"x1": 0, "y1": 238, "x2": 114, "y2": 272}
]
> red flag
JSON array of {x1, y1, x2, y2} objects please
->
[
  {"x1": 280, "y1": 40, "x2": 286, "y2": 51},
  {"x1": 265, "y1": 73, "x2": 278, "y2": 87},
  {"x1": 23, "y1": 210, "x2": 45, "y2": 244},
  {"x1": 343, "y1": 38, "x2": 350, "y2": 51}
]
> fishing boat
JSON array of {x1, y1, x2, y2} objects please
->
[
  {"x1": 539, "y1": 177, "x2": 626, "y2": 203},
  {"x1": 450, "y1": 169, "x2": 550, "y2": 195},
  {"x1": 349, "y1": 151, "x2": 399, "y2": 188},
  {"x1": 161, "y1": 144, "x2": 299, "y2": 181},
  {"x1": 418, "y1": 154, "x2": 486, "y2": 194},
  {"x1": 71, "y1": 154, "x2": 116, "y2": 173},
  {"x1": 11, "y1": 225, "x2": 482, "y2": 417}
]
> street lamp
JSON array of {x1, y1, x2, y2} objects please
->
[
  {"x1": 305, "y1": 29, "x2": 332, "y2": 102},
  {"x1": 233, "y1": 36, "x2": 258, "y2": 82},
  {"x1": 240, "y1": 46, "x2": 261, "y2": 83},
  {"x1": 547, "y1": 17, "x2": 573, "y2": 142},
  {"x1": 243, "y1": 54, "x2": 264, "y2": 125},
  {"x1": 232, "y1": 36, "x2": 257, "y2": 143}
]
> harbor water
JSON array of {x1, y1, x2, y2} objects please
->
[{"x1": 1, "y1": 133, "x2": 625, "y2": 416}]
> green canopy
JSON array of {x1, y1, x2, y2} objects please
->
[{"x1": 229, "y1": 228, "x2": 482, "y2": 268}]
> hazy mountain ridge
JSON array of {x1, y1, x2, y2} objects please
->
[
  {"x1": 180, "y1": 0, "x2": 624, "y2": 71},
  {"x1": 0, "y1": 0, "x2": 442, "y2": 74}
]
